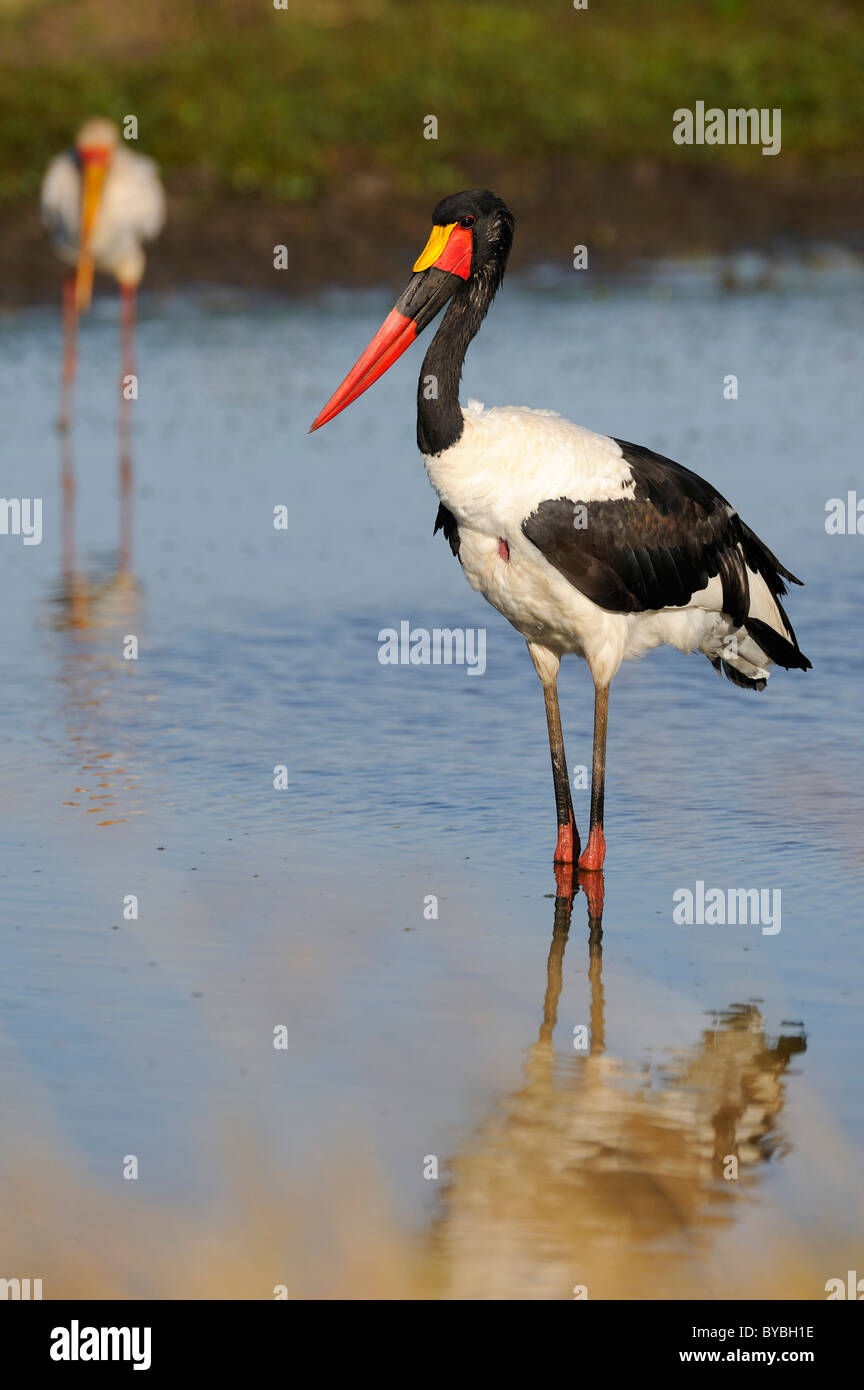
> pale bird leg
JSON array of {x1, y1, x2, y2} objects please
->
[
  {"x1": 542, "y1": 678, "x2": 580, "y2": 865},
  {"x1": 578, "y1": 682, "x2": 609, "y2": 872},
  {"x1": 118, "y1": 283, "x2": 136, "y2": 574},
  {"x1": 59, "y1": 275, "x2": 78, "y2": 431}
]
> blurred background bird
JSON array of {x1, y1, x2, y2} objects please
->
[{"x1": 41, "y1": 117, "x2": 165, "y2": 432}]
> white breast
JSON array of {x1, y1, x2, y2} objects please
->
[
  {"x1": 421, "y1": 400, "x2": 771, "y2": 688},
  {"x1": 424, "y1": 399, "x2": 635, "y2": 534},
  {"x1": 424, "y1": 402, "x2": 636, "y2": 673}
]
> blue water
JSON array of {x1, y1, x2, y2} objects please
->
[{"x1": 1, "y1": 261, "x2": 862, "y2": 1295}]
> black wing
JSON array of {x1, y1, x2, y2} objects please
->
[
  {"x1": 434, "y1": 502, "x2": 461, "y2": 559},
  {"x1": 521, "y1": 440, "x2": 809, "y2": 665}
]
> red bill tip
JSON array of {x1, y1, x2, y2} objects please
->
[{"x1": 309, "y1": 308, "x2": 418, "y2": 432}]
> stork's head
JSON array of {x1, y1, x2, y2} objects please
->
[
  {"x1": 75, "y1": 117, "x2": 120, "y2": 158},
  {"x1": 73, "y1": 118, "x2": 120, "y2": 312},
  {"x1": 309, "y1": 189, "x2": 514, "y2": 431}
]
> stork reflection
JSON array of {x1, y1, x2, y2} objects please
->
[
  {"x1": 52, "y1": 432, "x2": 144, "y2": 825},
  {"x1": 431, "y1": 867, "x2": 806, "y2": 1299},
  {"x1": 56, "y1": 429, "x2": 139, "y2": 621}
]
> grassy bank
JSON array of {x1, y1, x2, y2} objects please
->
[
  {"x1": 2, "y1": 0, "x2": 863, "y2": 298},
  {"x1": 2, "y1": 0, "x2": 862, "y2": 204}
]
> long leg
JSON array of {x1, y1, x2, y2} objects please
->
[
  {"x1": 59, "y1": 275, "x2": 78, "y2": 431},
  {"x1": 60, "y1": 432, "x2": 76, "y2": 581},
  {"x1": 529, "y1": 643, "x2": 580, "y2": 864},
  {"x1": 118, "y1": 283, "x2": 136, "y2": 572},
  {"x1": 543, "y1": 681, "x2": 579, "y2": 863},
  {"x1": 578, "y1": 680, "x2": 609, "y2": 871}
]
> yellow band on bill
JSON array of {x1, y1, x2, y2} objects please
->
[{"x1": 413, "y1": 223, "x2": 457, "y2": 272}]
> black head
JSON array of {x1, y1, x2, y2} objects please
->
[
  {"x1": 309, "y1": 190, "x2": 515, "y2": 434},
  {"x1": 429, "y1": 189, "x2": 515, "y2": 286}
]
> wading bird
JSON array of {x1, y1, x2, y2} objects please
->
[
  {"x1": 41, "y1": 118, "x2": 165, "y2": 432},
  {"x1": 310, "y1": 191, "x2": 810, "y2": 870}
]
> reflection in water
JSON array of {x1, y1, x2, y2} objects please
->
[
  {"x1": 431, "y1": 869, "x2": 807, "y2": 1300},
  {"x1": 1, "y1": 283, "x2": 857, "y2": 1298},
  {"x1": 51, "y1": 434, "x2": 145, "y2": 826},
  {"x1": 117, "y1": 293, "x2": 135, "y2": 575}
]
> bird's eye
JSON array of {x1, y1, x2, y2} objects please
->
[{"x1": 459, "y1": 215, "x2": 476, "y2": 229}]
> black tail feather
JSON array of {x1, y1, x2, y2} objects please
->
[
  {"x1": 745, "y1": 617, "x2": 812, "y2": 671},
  {"x1": 710, "y1": 655, "x2": 768, "y2": 691},
  {"x1": 739, "y1": 520, "x2": 804, "y2": 590}
]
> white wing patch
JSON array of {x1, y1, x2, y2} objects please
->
[
  {"x1": 102, "y1": 149, "x2": 166, "y2": 245},
  {"x1": 40, "y1": 147, "x2": 165, "y2": 280},
  {"x1": 425, "y1": 400, "x2": 635, "y2": 541},
  {"x1": 41, "y1": 153, "x2": 81, "y2": 261}
]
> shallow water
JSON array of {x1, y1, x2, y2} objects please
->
[{"x1": 1, "y1": 261, "x2": 862, "y2": 1298}]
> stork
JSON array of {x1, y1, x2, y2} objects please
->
[
  {"x1": 41, "y1": 118, "x2": 165, "y2": 433},
  {"x1": 310, "y1": 190, "x2": 810, "y2": 871}
]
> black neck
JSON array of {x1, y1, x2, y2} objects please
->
[{"x1": 416, "y1": 272, "x2": 497, "y2": 456}]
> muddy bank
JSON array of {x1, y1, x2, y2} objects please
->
[{"x1": 5, "y1": 158, "x2": 863, "y2": 305}]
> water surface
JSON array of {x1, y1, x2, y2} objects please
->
[{"x1": 1, "y1": 262, "x2": 862, "y2": 1297}]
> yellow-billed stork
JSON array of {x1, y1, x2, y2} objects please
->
[
  {"x1": 310, "y1": 190, "x2": 811, "y2": 872},
  {"x1": 41, "y1": 118, "x2": 165, "y2": 432}
]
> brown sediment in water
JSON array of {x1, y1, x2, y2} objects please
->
[
  {"x1": 1, "y1": 894, "x2": 859, "y2": 1301},
  {"x1": 0, "y1": 1139, "x2": 860, "y2": 1300},
  {"x1": 6, "y1": 159, "x2": 864, "y2": 307}
]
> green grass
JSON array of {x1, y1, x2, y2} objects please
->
[{"x1": 1, "y1": 0, "x2": 862, "y2": 204}]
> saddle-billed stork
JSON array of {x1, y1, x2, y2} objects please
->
[
  {"x1": 41, "y1": 118, "x2": 165, "y2": 431},
  {"x1": 310, "y1": 190, "x2": 810, "y2": 871}
]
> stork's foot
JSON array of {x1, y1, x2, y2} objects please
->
[
  {"x1": 554, "y1": 859, "x2": 576, "y2": 897},
  {"x1": 553, "y1": 815, "x2": 580, "y2": 865},
  {"x1": 578, "y1": 868, "x2": 605, "y2": 919},
  {"x1": 577, "y1": 825, "x2": 606, "y2": 872}
]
